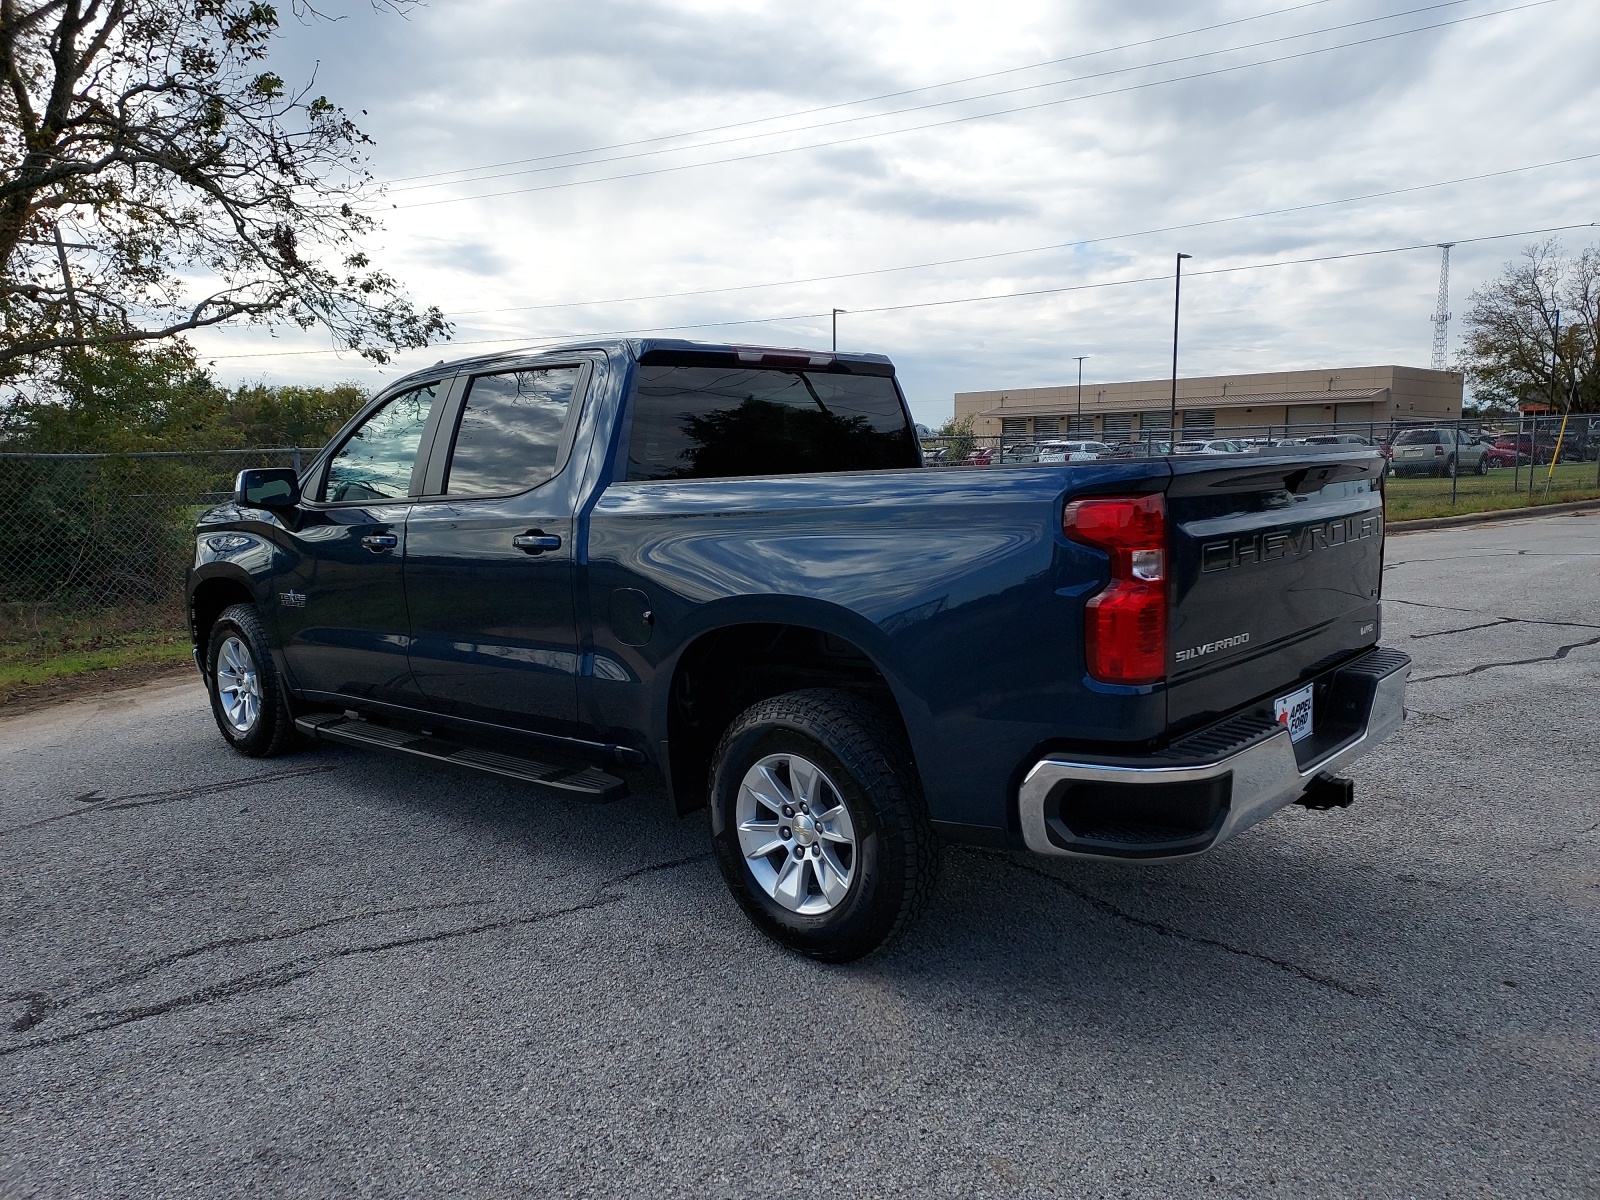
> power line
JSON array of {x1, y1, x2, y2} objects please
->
[
  {"x1": 445, "y1": 151, "x2": 1600, "y2": 317},
  {"x1": 390, "y1": 0, "x2": 1558, "y2": 210},
  {"x1": 386, "y1": 0, "x2": 1463, "y2": 196},
  {"x1": 202, "y1": 220, "x2": 1596, "y2": 361},
  {"x1": 379, "y1": 0, "x2": 1344, "y2": 188},
  {"x1": 846, "y1": 222, "x2": 1596, "y2": 317}
]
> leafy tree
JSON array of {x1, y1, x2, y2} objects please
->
[
  {"x1": 0, "y1": 337, "x2": 367, "y2": 449},
  {"x1": 216, "y1": 380, "x2": 369, "y2": 448},
  {"x1": 1459, "y1": 240, "x2": 1600, "y2": 414},
  {"x1": 933, "y1": 412, "x2": 975, "y2": 459},
  {"x1": 0, "y1": 0, "x2": 447, "y2": 376}
]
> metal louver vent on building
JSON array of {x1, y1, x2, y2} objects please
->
[
  {"x1": 1101, "y1": 414, "x2": 1132, "y2": 439},
  {"x1": 1000, "y1": 417, "x2": 1028, "y2": 443}
]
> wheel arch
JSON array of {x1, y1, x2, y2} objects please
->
[
  {"x1": 189, "y1": 567, "x2": 263, "y2": 661},
  {"x1": 658, "y1": 605, "x2": 922, "y2": 817}
]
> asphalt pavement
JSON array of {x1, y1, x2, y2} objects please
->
[{"x1": 2, "y1": 511, "x2": 1597, "y2": 1199}]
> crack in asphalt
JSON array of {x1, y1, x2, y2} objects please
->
[
  {"x1": 0, "y1": 765, "x2": 336, "y2": 838},
  {"x1": 978, "y1": 851, "x2": 1372, "y2": 999},
  {"x1": 1411, "y1": 632, "x2": 1600, "y2": 682},
  {"x1": 0, "y1": 852, "x2": 711, "y2": 1056},
  {"x1": 1523, "y1": 820, "x2": 1600, "y2": 862},
  {"x1": 975, "y1": 852, "x2": 1480, "y2": 1046},
  {"x1": 1388, "y1": 601, "x2": 1600, "y2": 639},
  {"x1": 1408, "y1": 618, "x2": 1513, "y2": 639},
  {"x1": 1408, "y1": 616, "x2": 1600, "y2": 639},
  {"x1": 3, "y1": 897, "x2": 501, "y2": 1032},
  {"x1": 1387, "y1": 550, "x2": 1600, "y2": 569},
  {"x1": 1385, "y1": 597, "x2": 1484, "y2": 613}
]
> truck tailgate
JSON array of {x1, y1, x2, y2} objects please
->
[{"x1": 1164, "y1": 449, "x2": 1386, "y2": 734}]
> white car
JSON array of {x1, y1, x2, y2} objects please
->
[
  {"x1": 1037, "y1": 440, "x2": 1113, "y2": 462},
  {"x1": 1171, "y1": 439, "x2": 1248, "y2": 455}
]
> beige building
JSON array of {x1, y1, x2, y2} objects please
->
[{"x1": 953, "y1": 365, "x2": 1464, "y2": 442}]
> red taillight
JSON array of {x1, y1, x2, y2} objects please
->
[{"x1": 1063, "y1": 494, "x2": 1167, "y2": 685}]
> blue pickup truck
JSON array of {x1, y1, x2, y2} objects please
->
[{"x1": 188, "y1": 339, "x2": 1409, "y2": 960}]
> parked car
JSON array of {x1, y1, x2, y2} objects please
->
[
  {"x1": 1386, "y1": 427, "x2": 1488, "y2": 477},
  {"x1": 1171, "y1": 439, "x2": 1247, "y2": 455},
  {"x1": 189, "y1": 339, "x2": 1408, "y2": 961},
  {"x1": 1303, "y1": 433, "x2": 1373, "y2": 446},
  {"x1": 1486, "y1": 431, "x2": 1592, "y2": 465},
  {"x1": 1000, "y1": 442, "x2": 1040, "y2": 464},
  {"x1": 1483, "y1": 442, "x2": 1524, "y2": 468},
  {"x1": 1037, "y1": 439, "x2": 1113, "y2": 462},
  {"x1": 1108, "y1": 440, "x2": 1173, "y2": 458},
  {"x1": 962, "y1": 446, "x2": 995, "y2": 466}
]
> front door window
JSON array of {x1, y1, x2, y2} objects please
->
[{"x1": 324, "y1": 384, "x2": 439, "y2": 502}]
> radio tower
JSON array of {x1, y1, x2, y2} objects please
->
[{"x1": 1429, "y1": 243, "x2": 1454, "y2": 371}]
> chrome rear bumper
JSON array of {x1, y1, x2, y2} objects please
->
[{"x1": 1018, "y1": 649, "x2": 1409, "y2": 861}]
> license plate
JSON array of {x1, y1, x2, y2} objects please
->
[{"x1": 1274, "y1": 683, "x2": 1315, "y2": 744}]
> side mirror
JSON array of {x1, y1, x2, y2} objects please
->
[{"x1": 235, "y1": 467, "x2": 301, "y2": 509}]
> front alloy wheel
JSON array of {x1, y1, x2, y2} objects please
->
[
  {"x1": 215, "y1": 634, "x2": 261, "y2": 734},
  {"x1": 205, "y1": 603, "x2": 296, "y2": 757}
]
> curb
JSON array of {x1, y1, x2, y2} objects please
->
[{"x1": 1388, "y1": 497, "x2": 1600, "y2": 533}]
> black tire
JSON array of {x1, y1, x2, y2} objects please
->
[
  {"x1": 205, "y1": 603, "x2": 297, "y2": 757},
  {"x1": 1475, "y1": 453, "x2": 1488, "y2": 475},
  {"x1": 708, "y1": 689, "x2": 936, "y2": 963}
]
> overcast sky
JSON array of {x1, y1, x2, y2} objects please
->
[{"x1": 190, "y1": 0, "x2": 1600, "y2": 425}]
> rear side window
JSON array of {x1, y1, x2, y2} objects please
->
[
  {"x1": 1393, "y1": 429, "x2": 1443, "y2": 445},
  {"x1": 444, "y1": 366, "x2": 583, "y2": 496},
  {"x1": 625, "y1": 366, "x2": 919, "y2": 481}
]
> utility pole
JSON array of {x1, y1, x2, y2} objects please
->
[
  {"x1": 1544, "y1": 309, "x2": 1563, "y2": 497},
  {"x1": 1074, "y1": 356, "x2": 1089, "y2": 433},
  {"x1": 832, "y1": 308, "x2": 846, "y2": 352},
  {"x1": 1430, "y1": 243, "x2": 1455, "y2": 371},
  {"x1": 1170, "y1": 253, "x2": 1192, "y2": 441}
]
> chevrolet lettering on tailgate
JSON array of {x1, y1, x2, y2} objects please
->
[{"x1": 1201, "y1": 513, "x2": 1382, "y2": 573}]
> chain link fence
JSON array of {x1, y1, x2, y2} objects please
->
[
  {"x1": 0, "y1": 450, "x2": 314, "y2": 646},
  {"x1": 3, "y1": 420, "x2": 1598, "y2": 651},
  {"x1": 921, "y1": 414, "x2": 1600, "y2": 520}
]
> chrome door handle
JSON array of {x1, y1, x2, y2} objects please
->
[
  {"x1": 361, "y1": 534, "x2": 398, "y2": 551},
  {"x1": 512, "y1": 533, "x2": 562, "y2": 554}
]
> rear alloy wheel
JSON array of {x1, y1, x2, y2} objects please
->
[
  {"x1": 709, "y1": 689, "x2": 936, "y2": 962},
  {"x1": 1475, "y1": 453, "x2": 1489, "y2": 475},
  {"x1": 205, "y1": 603, "x2": 296, "y2": 757}
]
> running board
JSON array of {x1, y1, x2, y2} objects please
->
[{"x1": 295, "y1": 713, "x2": 628, "y2": 803}]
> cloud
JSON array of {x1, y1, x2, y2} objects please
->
[{"x1": 192, "y1": 0, "x2": 1600, "y2": 420}]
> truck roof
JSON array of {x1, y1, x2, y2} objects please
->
[{"x1": 384, "y1": 338, "x2": 897, "y2": 392}]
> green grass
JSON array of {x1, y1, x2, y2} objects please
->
[
  {"x1": 1385, "y1": 461, "x2": 1600, "y2": 521},
  {"x1": 0, "y1": 603, "x2": 192, "y2": 702}
]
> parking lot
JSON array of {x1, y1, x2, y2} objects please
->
[{"x1": 2, "y1": 511, "x2": 1596, "y2": 1198}]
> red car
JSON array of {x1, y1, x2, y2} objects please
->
[{"x1": 1485, "y1": 441, "x2": 1525, "y2": 468}]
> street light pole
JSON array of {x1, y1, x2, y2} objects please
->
[
  {"x1": 1074, "y1": 355, "x2": 1088, "y2": 433},
  {"x1": 832, "y1": 308, "x2": 846, "y2": 352},
  {"x1": 1170, "y1": 253, "x2": 1192, "y2": 442}
]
